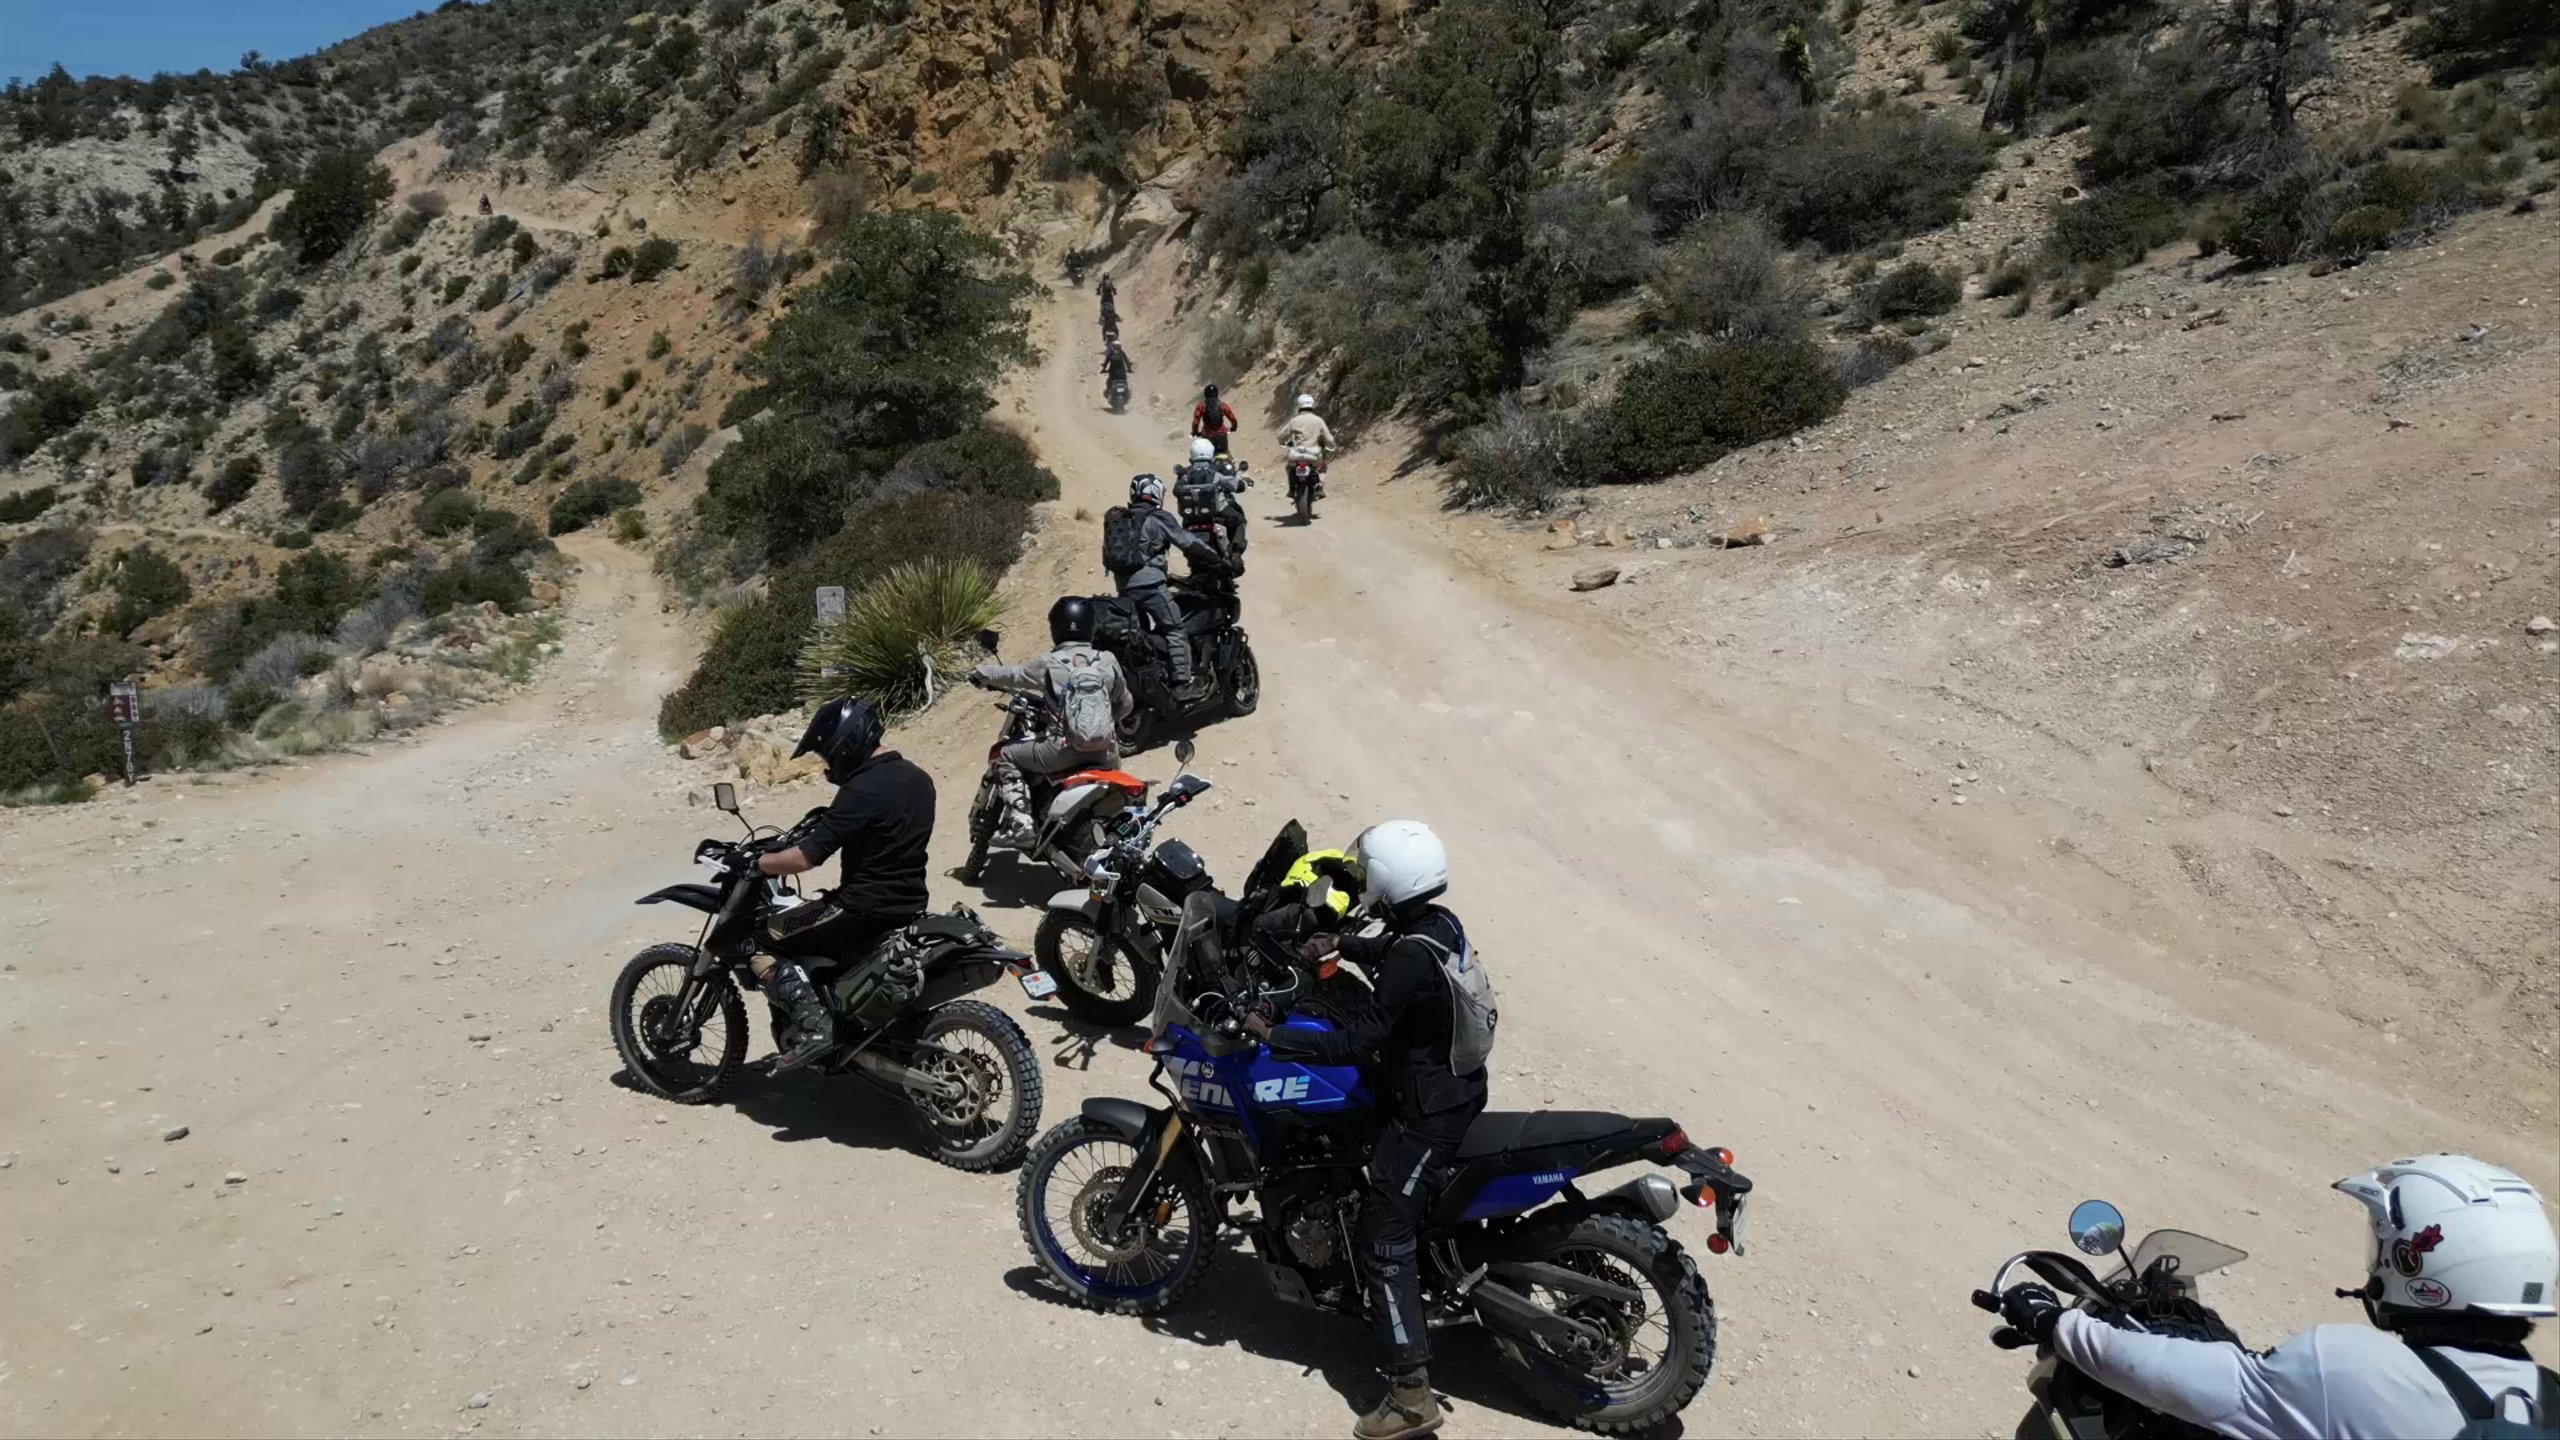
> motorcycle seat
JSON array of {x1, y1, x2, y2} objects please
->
[
  {"x1": 1455, "y1": 1111, "x2": 1648, "y2": 1160},
  {"x1": 903, "y1": 913, "x2": 982, "y2": 943}
]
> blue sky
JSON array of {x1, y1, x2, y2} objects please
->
[{"x1": 2, "y1": 0, "x2": 440, "y2": 85}]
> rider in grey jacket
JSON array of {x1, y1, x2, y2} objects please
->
[
  {"x1": 1115, "y1": 474, "x2": 1226, "y2": 698},
  {"x1": 1995, "y1": 1153, "x2": 2558, "y2": 1440},
  {"x1": 967, "y1": 598, "x2": 1134, "y2": 848}
]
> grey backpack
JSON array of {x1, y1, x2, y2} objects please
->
[
  {"x1": 1410, "y1": 926, "x2": 1497, "y2": 1075},
  {"x1": 1051, "y1": 648, "x2": 1117, "y2": 753}
]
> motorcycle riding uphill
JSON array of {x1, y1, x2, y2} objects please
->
[
  {"x1": 609, "y1": 700, "x2": 1052, "y2": 1172},
  {"x1": 1094, "y1": 474, "x2": 1259, "y2": 747}
]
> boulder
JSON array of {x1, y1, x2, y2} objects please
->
[
  {"x1": 529, "y1": 578, "x2": 562, "y2": 605},
  {"x1": 1570, "y1": 566, "x2": 1621, "y2": 593}
]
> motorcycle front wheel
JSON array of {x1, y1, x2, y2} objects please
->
[
  {"x1": 902, "y1": 1000, "x2": 1042, "y2": 1172},
  {"x1": 1033, "y1": 910, "x2": 1156, "y2": 1027},
  {"x1": 1016, "y1": 1116, "x2": 1213, "y2": 1315},
  {"x1": 609, "y1": 945, "x2": 747, "y2": 1104},
  {"x1": 957, "y1": 774, "x2": 999, "y2": 884},
  {"x1": 1490, "y1": 1214, "x2": 1717, "y2": 1435}
]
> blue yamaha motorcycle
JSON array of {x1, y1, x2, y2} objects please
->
[{"x1": 1015, "y1": 825, "x2": 1754, "y2": 1434}]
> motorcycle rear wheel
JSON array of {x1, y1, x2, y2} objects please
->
[
  {"x1": 1224, "y1": 636, "x2": 1261, "y2": 717},
  {"x1": 1295, "y1": 487, "x2": 1313, "y2": 523},
  {"x1": 1016, "y1": 1116, "x2": 1213, "y2": 1315},
  {"x1": 1490, "y1": 1214, "x2": 1717, "y2": 1435},
  {"x1": 1033, "y1": 910, "x2": 1156, "y2": 1027},
  {"x1": 903, "y1": 1000, "x2": 1042, "y2": 1172},
  {"x1": 609, "y1": 945, "x2": 747, "y2": 1104}
]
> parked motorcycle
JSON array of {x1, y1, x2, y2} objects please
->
[
  {"x1": 611, "y1": 782, "x2": 1050, "y2": 1172},
  {"x1": 1032, "y1": 738, "x2": 1210, "y2": 1026},
  {"x1": 1285, "y1": 449, "x2": 1323, "y2": 523},
  {"x1": 955, "y1": 631, "x2": 1151, "y2": 888},
  {"x1": 1091, "y1": 576, "x2": 1259, "y2": 748},
  {"x1": 1016, "y1": 826, "x2": 1754, "y2": 1434},
  {"x1": 1970, "y1": 1198, "x2": 2250, "y2": 1440}
]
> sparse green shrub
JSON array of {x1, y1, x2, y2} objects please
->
[
  {"x1": 1768, "y1": 109, "x2": 1988, "y2": 252},
  {"x1": 0, "y1": 373, "x2": 97, "y2": 463},
  {"x1": 276, "y1": 438, "x2": 338, "y2": 516},
  {"x1": 547, "y1": 475, "x2": 645, "y2": 535},
  {"x1": 600, "y1": 246, "x2": 635, "y2": 279},
  {"x1": 611, "y1": 507, "x2": 649, "y2": 543},
  {"x1": 1442, "y1": 400, "x2": 1569, "y2": 512},
  {"x1": 1853, "y1": 261, "x2": 1961, "y2": 322},
  {"x1": 796, "y1": 557, "x2": 1004, "y2": 713},
  {"x1": 469, "y1": 214, "x2": 521, "y2": 257},
  {"x1": 658, "y1": 491, "x2": 1032, "y2": 736},
  {"x1": 497, "y1": 333, "x2": 534, "y2": 375},
  {"x1": 205, "y1": 455, "x2": 260, "y2": 512},
  {"x1": 472, "y1": 275, "x2": 508, "y2": 310},
  {"x1": 647, "y1": 331, "x2": 672, "y2": 360},
  {"x1": 1645, "y1": 215, "x2": 1808, "y2": 343},
  {"x1": 414, "y1": 487, "x2": 481, "y2": 537},
  {"x1": 0, "y1": 487, "x2": 60, "y2": 523},
  {"x1": 440, "y1": 274, "x2": 469, "y2": 304},
  {"x1": 1577, "y1": 341, "x2": 1845, "y2": 482},
  {"x1": 1837, "y1": 332, "x2": 1918, "y2": 388},
  {"x1": 2048, "y1": 179, "x2": 2189, "y2": 268},
  {"x1": 275, "y1": 151, "x2": 394, "y2": 266},
  {"x1": 629, "y1": 237, "x2": 681, "y2": 281},
  {"x1": 1195, "y1": 315, "x2": 1273, "y2": 391},
  {"x1": 101, "y1": 545, "x2": 191, "y2": 636}
]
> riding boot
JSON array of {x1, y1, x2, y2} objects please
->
[
  {"x1": 1351, "y1": 1370, "x2": 1443, "y2": 1440},
  {"x1": 765, "y1": 962, "x2": 836, "y2": 1073},
  {"x1": 993, "y1": 763, "x2": 1038, "y2": 850}
]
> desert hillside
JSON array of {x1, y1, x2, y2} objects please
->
[{"x1": 2, "y1": 0, "x2": 2555, "y2": 1436}]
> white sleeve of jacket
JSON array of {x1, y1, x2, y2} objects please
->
[{"x1": 2050, "y1": 1311, "x2": 2316, "y2": 1440}]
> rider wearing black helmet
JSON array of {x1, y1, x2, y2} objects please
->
[
  {"x1": 967, "y1": 596, "x2": 1134, "y2": 849},
  {"x1": 750, "y1": 697, "x2": 937, "y2": 1072}
]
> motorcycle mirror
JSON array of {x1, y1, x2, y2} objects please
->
[
  {"x1": 712, "y1": 782, "x2": 740, "y2": 815},
  {"x1": 1173, "y1": 739, "x2": 1196, "y2": 765},
  {"x1": 2067, "y1": 1199, "x2": 2127, "y2": 1258},
  {"x1": 1236, "y1": 460, "x2": 1251, "y2": 473},
  {"x1": 976, "y1": 629, "x2": 1000, "y2": 655}
]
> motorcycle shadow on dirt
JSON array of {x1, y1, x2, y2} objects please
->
[
  {"x1": 1001, "y1": 1247, "x2": 1645, "y2": 1437},
  {"x1": 1023, "y1": 1003, "x2": 1148, "y2": 1071},
  {"x1": 954, "y1": 850, "x2": 1064, "y2": 912},
  {"x1": 610, "y1": 1064, "x2": 920, "y2": 1154}
]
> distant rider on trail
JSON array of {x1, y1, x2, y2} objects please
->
[
  {"x1": 1990, "y1": 1151, "x2": 2559, "y2": 1439},
  {"x1": 1191, "y1": 384, "x2": 1240, "y2": 458},
  {"x1": 1247, "y1": 822, "x2": 1498, "y2": 1440},
  {"x1": 1103, "y1": 473, "x2": 1227, "y2": 703},
  {"x1": 750, "y1": 698, "x2": 937, "y2": 1073},
  {"x1": 967, "y1": 596, "x2": 1134, "y2": 850},
  {"x1": 1278, "y1": 392, "x2": 1340, "y2": 499}
]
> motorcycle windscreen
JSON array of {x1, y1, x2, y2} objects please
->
[
  {"x1": 1151, "y1": 889, "x2": 1229, "y2": 1037},
  {"x1": 1237, "y1": 820, "x2": 1311, "y2": 912},
  {"x1": 2109, "y1": 1229, "x2": 2250, "y2": 1285}
]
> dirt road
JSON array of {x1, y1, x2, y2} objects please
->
[{"x1": 4, "y1": 277, "x2": 2550, "y2": 1439}]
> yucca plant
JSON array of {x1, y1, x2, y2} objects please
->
[{"x1": 797, "y1": 557, "x2": 1005, "y2": 715}]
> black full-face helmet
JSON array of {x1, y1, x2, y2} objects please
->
[
  {"x1": 793, "y1": 696, "x2": 885, "y2": 783},
  {"x1": 1049, "y1": 595, "x2": 1098, "y2": 645}
]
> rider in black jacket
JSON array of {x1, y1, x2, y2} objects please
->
[
  {"x1": 1248, "y1": 821, "x2": 1491, "y2": 1440},
  {"x1": 749, "y1": 697, "x2": 936, "y2": 1072}
]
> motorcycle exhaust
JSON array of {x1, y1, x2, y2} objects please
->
[{"x1": 846, "y1": 1051, "x2": 963, "y2": 1101}]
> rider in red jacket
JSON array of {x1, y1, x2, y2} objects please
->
[{"x1": 1191, "y1": 385, "x2": 1239, "y2": 457}]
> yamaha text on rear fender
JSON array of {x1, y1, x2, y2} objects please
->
[
  {"x1": 610, "y1": 782, "x2": 1051, "y2": 1171},
  {"x1": 1970, "y1": 1198, "x2": 2251, "y2": 1440},
  {"x1": 1016, "y1": 825, "x2": 1754, "y2": 1434}
]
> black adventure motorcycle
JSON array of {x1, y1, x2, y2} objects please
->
[
  {"x1": 1090, "y1": 575, "x2": 1259, "y2": 748},
  {"x1": 610, "y1": 782, "x2": 1051, "y2": 1172},
  {"x1": 1971, "y1": 1197, "x2": 2251, "y2": 1440},
  {"x1": 1285, "y1": 452, "x2": 1323, "y2": 523},
  {"x1": 1017, "y1": 823, "x2": 1754, "y2": 1434}
]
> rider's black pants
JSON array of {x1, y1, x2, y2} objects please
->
[{"x1": 1359, "y1": 1095, "x2": 1486, "y2": 1373}]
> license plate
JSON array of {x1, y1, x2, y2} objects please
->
[{"x1": 1017, "y1": 969, "x2": 1059, "y2": 1001}]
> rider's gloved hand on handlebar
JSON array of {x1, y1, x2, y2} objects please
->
[{"x1": 1994, "y1": 1283, "x2": 2064, "y2": 1349}]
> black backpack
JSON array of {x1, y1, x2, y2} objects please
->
[
  {"x1": 2412, "y1": 1347, "x2": 2560, "y2": 1439},
  {"x1": 1101, "y1": 505, "x2": 1150, "y2": 577}
]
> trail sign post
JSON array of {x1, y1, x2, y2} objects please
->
[{"x1": 107, "y1": 680, "x2": 141, "y2": 787}]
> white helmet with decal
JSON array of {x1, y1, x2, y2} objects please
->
[{"x1": 2334, "y1": 1152, "x2": 2558, "y2": 1323}]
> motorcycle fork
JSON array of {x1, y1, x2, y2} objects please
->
[{"x1": 1104, "y1": 1107, "x2": 1190, "y2": 1228}]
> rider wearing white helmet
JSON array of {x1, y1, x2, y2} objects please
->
[
  {"x1": 1277, "y1": 392, "x2": 1341, "y2": 497},
  {"x1": 1995, "y1": 1153, "x2": 2559, "y2": 1438},
  {"x1": 1247, "y1": 821, "x2": 1496, "y2": 1440},
  {"x1": 1176, "y1": 436, "x2": 1250, "y2": 570}
]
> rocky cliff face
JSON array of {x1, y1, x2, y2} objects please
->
[{"x1": 842, "y1": 0, "x2": 1383, "y2": 207}]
